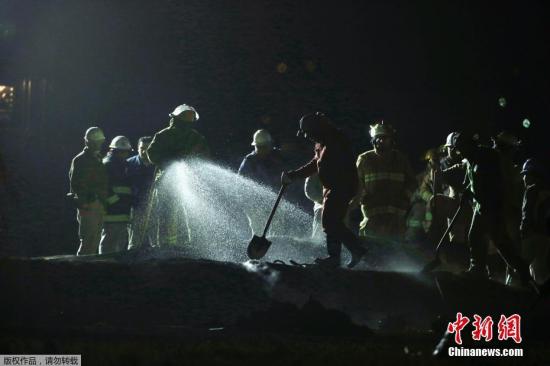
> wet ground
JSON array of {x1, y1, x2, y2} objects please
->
[{"x1": 1, "y1": 249, "x2": 549, "y2": 365}]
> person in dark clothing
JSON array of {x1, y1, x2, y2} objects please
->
[
  {"x1": 238, "y1": 129, "x2": 286, "y2": 235},
  {"x1": 68, "y1": 127, "x2": 108, "y2": 255},
  {"x1": 282, "y1": 112, "x2": 366, "y2": 268},
  {"x1": 238, "y1": 129, "x2": 285, "y2": 190},
  {"x1": 452, "y1": 133, "x2": 533, "y2": 285},
  {"x1": 100, "y1": 136, "x2": 133, "y2": 254},
  {"x1": 127, "y1": 136, "x2": 156, "y2": 249},
  {"x1": 520, "y1": 158, "x2": 550, "y2": 283}
]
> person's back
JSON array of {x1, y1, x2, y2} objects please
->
[
  {"x1": 316, "y1": 128, "x2": 357, "y2": 192},
  {"x1": 466, "y1": 146, "x2": 504, "y2": 211},
  {"x1": 148, "y1": 120, "x2": 209, "y2": 170},
  {"x1": 147, "y1": 104, "x2": 206, "y2": 248}
]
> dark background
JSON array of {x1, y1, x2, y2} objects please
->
[{"x1": 0, "y1": 0, "x2": 548, "y2": 256}]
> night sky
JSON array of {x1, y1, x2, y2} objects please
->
[{"x1": 0, "y1": 0, "x2": 548, "y2": 255}]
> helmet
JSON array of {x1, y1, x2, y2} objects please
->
[
  {"x1": 169, "y1": 104, "x2": 199, "y2": 121},
  {"x1": 84, "y1": 127, "x2": 105, "y2": 142},
  {"x1": 369, "y1": 121, "x2": 395, "y2": 138},
  {"x1": 444, "y1": 132, "x2": 460, "y2": 147},
  {"x1": 494, "y1": 131, "x2": 521, "y2": 148},
  {"x1": 296, "y1": 112, "x2": 331, "y2": 138},
  {"x1": 108, "y1": 136, "x2": 133, "y2": 151},
  {"x1": 251, "y1": 129, "x2": 273, "y2": 147}
]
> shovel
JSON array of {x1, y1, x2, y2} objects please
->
[
  {"x1": 247, "y1": 184, "x2": 287, "y2": 259},
  {"x1": 420, "y1": 195, "x2": 465, "y2": 273}
]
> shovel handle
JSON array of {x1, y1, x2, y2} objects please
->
[
  {"x1": 262, "y1": 184, "x2": 287, "y2": 237},
  {"x1": 434, "y1": 195, "x2": 465, "y2": 256}
]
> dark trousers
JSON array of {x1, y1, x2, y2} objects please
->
[
  {"x1": 322, "y1": 189, "x2": 362, "y2": 258},
  {"x1": 468, "y1": 206, "x2": 530, "y2": 280}
]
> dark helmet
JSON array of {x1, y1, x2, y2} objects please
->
[{"x1": 296, "y1": 112, "x2": 331, "y2": 138}]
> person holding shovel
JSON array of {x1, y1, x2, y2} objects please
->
[{"x1": 281, "y1": 112, "x2": 366, "y2": 268}]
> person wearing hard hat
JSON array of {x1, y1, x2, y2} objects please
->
[
  {"x1": 238, "y1": 129, "x2": 286, "y2": 235},
  {"x1": 354, "y1": 121, "x2": 416, "y2": 241},
  {"x1": 99, "y1": 136, "x2": 133, "y2": 254},
  {"x1": 421, "y1": 133, "x2": 471, "y2": 271},
  {"x1": 281, "y1": 112, "x2": 366, "y2": 268},
  {"x1": 126, "y1": 136, "x2": 156, "y2": 250},
  {"x1": 147, "y1": 104, "x2": 209, "y2": 168},
  {"x1": 68, "y1": 127, "x2": 108, "y2": 255},
  {"x1": 520, "y1": 158, "x2": 550, "y2": 283},
  {"x1": 147, "y1": 104, "x2": 209, "y2": 247},
  {"x1": 450, "y1": 132, "x2": 535, "y2": 287}
]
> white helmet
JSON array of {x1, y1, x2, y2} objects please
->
[
  {"x1": 251, "y1": 129, "x2": 273, "y2": 147},
  {"x1": 369, "y1": 121, "x2": 395, "y2": 138},
  {"x1": 84, "y1": 127, "x2": 106, "y2": 142},
  {"x1": 108, "y1": 136, "x2": 133, "y2": 151},
  {"x1": 444, "y1": 132, "x2": 460, "y2": 147},
  {"x1": 169, "y1": 104, "x2": 199, "y2": 121}
]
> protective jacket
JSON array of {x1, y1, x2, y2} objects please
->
[
  {"x1": 103, "y1": 152, "x2": 132, "y2": 223},
  {"x1": 288, "y1": 128, "x2": 357, "y2": 193},
  {"x1": 356, "y1": 149, "x2": 416, "y2": 220},
  {"x1": 147, "y1": 119, "x2": 209, "y2": 170},
  {"x1": 69, "y1": 147, "x2": 108, "y2": 206}
]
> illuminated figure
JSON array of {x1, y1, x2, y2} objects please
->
[{"x1": 147, "y1": 104, "x2": 209, "y2": 248}]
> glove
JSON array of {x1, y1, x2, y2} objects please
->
[{"x1": 281, "y1": 171, "x2": 293, "y2": 185}]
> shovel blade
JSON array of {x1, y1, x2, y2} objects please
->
[{"x1": 247, "y1": 235, "x2": 272, "y2": 259}]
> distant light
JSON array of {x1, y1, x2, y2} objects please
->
[
  {"x1": 498, "y1": 97, "x2": 507, "y2": 108},
  {"x1": 276, "y1": 62, "x2": 288, "y2": 74},
  {"x1": 522, "y1": 119, "x2": 531, "y2": 128},
  {"x1": 304, "y1": 60, "x2": 316, "y2": 73}
]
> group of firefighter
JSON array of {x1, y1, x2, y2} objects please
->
[{"x1": 68, "y1": 104, "x2": 550, "y2": 289}]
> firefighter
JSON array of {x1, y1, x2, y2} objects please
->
[
  {"x1": 406, "y1": 148, "x2": 443, "y2": 242},
  {"x1": 281, "y1": 112, "x2": 366, "y2": 268},
  {"x1": 355, "y1": 122, "x2": 416, "y2": 240},
  {"x1": 147, "y1": 104, "x2": 209, "y2": 248},
  {"x1": 99, "y1": 136, "x2": 133, "y2": 254},
  {"x1": 452, "y1": 133, "x2": 533, "y2": 284},
  {"x1": 428, "y1": 132, "x2": 471, "y2": 270},
  {"x1": 238, "y1": 129, "x2": 285, "y2": 235},
  {"x1": 68, "y1": 127, "x2": 108, "y2": 255},
  {"x1": 520, "y1": 158, "x2": 550, "y2": 283},
  {"x1": 127, "y1": 136, "x2": 156, "y2": 249}
]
